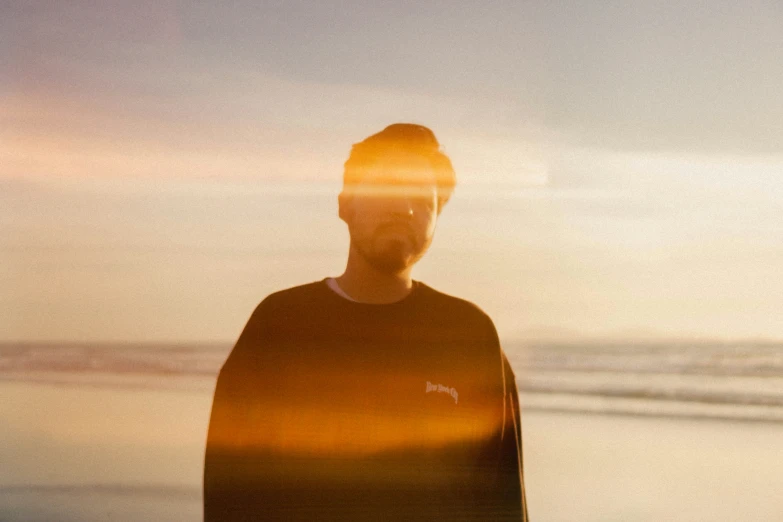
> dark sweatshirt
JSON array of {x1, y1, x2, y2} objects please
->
[{"x1": 204, "y1": 279, "x2": 529, "y2": 521}]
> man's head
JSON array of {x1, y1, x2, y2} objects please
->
[{"x1": 338, "y1": 123, "x2": 456, "y2": 275}]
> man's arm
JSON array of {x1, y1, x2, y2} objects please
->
[
  {"x1": 497, "y1": 350, "x2": 530, "y2": 521},
  {"x1": 203, "y1": 303, "x2": 267, "y2": 522}
]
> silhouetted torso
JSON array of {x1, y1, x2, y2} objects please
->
[{"x1": 204, "y1": 279, "x2": 526, "y2": 521}]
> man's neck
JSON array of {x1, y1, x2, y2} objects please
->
[{"x1": 335, "y1": 246, "x2": 414, "y2": 304}]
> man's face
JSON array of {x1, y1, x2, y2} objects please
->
[{"x1": 340, "y1": 155, "x2": 440, "y2": 274}]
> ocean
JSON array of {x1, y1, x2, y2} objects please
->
[
  {"x1": 2, "y1": 340, "x2": 782, "y2": 423},
  {"x1": 511, "y1": 340, "x2": 783, "y2": 423}
]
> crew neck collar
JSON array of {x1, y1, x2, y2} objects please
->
[{"x1": 322, "y1": 277, "x2": 421, "y2": 306}]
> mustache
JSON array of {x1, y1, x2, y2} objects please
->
[{"x1": 374, "y1": 221, "x2": 414, "y2": 235}]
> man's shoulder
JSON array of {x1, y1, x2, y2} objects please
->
[
  {"x1": 255, "y1": 280, "x2": 327, "y2": 312},
  {"x1": 265, "y1": 279, "x2": 326, "y2": 301},
  {"x1": 416, "y1": 282, "x2": 497, "y2": 328}
]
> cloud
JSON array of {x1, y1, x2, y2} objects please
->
[
  {"x1": 2, "y1": 39, "x2": 549, "y2": 185},
  {"x1": 7, "y1": 0, "x2": 781, "y2": 174}
]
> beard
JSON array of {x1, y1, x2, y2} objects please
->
[{"x1": 351, "y1": 226, "x2": 433, "y2": 275}]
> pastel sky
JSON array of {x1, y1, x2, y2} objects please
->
[{"x1": 2, "y1": 1, "x2": 782, "y2": 343}]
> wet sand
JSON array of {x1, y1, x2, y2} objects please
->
[
  {"x1": 522, "y1": 409, "x2": 783, "y2": 522},
  {"x1": 1, "y1": 380, "x2": 781, "y2": 521}
]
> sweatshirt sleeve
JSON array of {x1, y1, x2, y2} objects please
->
[
  {"x1": 203, "y1": 303, "x2": 267, "y2": 522},
  {"x1": 496, "y1": 350, "x2": 530, "y2": 521}
]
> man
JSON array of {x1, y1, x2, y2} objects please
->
[{"x1": 204, "y1": 123, "x2": 529, "y2": 521}]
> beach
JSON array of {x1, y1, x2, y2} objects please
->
[
  {"x1": 2, "y1": 378, "x2": 781, "y2": 521},
  {"x1": 522, "y1": 410, "x2": 783, "y2": 522}
]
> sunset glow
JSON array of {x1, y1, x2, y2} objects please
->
[{"x1": 3, "y1": 2, "x2": 783, "y2": 342}]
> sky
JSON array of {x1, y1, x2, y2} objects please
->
[{"x1": 2, "y1": 1, "x2": 782, "y2": 343}]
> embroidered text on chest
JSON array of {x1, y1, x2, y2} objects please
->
[{"x1": 425, "y1": 381, "x2": 459, "y2": 404}]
